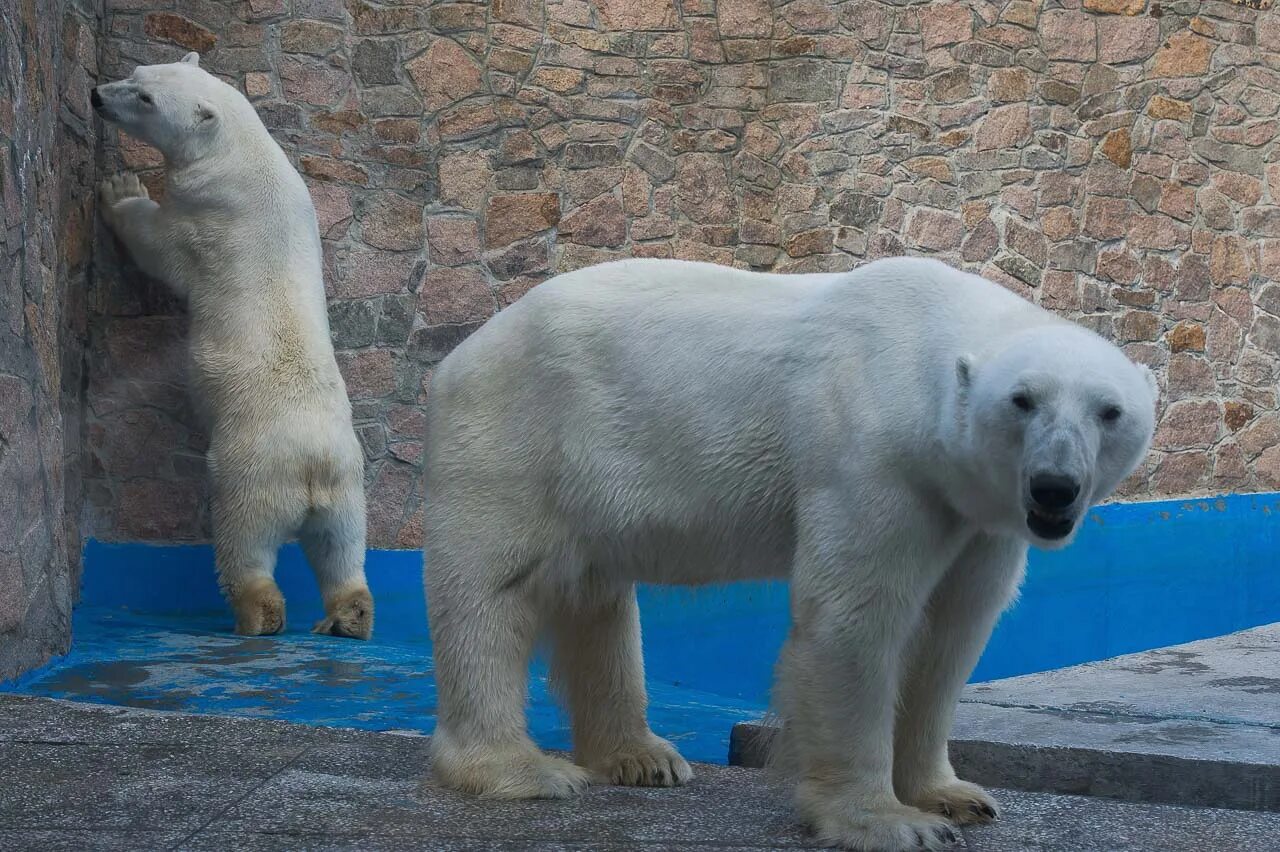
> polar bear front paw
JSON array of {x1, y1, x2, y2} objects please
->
[
  {"x1": 906, "y1": 779, "x2": 999, "y2": 826},
  {"x1": 584, "y1": 734, "x2": 693, "y2": 787},
  {"x1": 231, "y1": 578, "x2": 286, "y2": 636},
  {"x1": 801, "y1": 793, "x2": 959, "y2": 852},
  {"x1": 313, "y1": 586, "x2": 374, "y2": 640},
  {"x1": 99, "y1": 172, "x2": 149, "y2": 224},
  {"x1": 432, "y1": 744, "x2": 590, "y2": 800}
]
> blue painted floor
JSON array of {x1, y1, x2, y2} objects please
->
[
  {"x1": 10, "y1": 605, "x2": 763, "y2": 764},
  {"x1": 6, "y1": 492, "x2": 1280, "y2": 765}
]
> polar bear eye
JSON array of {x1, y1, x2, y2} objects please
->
[
  {"x1": 138, "y1": 92, "x2": 153, "y2": 105},
  {"x1": 1011, "y1": 393, "x2": 1034, "y2": 413},
  {"x1": 1100, "y1": 405, "x2": 1123, "y2": 423}
]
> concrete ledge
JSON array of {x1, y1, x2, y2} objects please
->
[{"x1": 730, "y1": 624, "x2": 1280, "y2": 813}]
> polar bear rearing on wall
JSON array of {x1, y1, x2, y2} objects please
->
[
  {"x1": 94, "y1": 53, "x2": 373, "y2": 640},
  {"x1": 422, "y1": 257, "x2": 1157, "y2": 851}
]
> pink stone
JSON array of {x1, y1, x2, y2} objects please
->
[
  {"x1": 359, "y1": 193, "x2": 424, "y2": 252},
  {"x1": 1097, "y1": 17, "x2": 1159, "y2": 64},
  {"x1": 976, "y1": 103, "x2": 1031, "y2": 151},
  {"x1": 406, "y1": 39, "x2": 484, "y2": 112},
  {"x1": 905, "y1": 208, "x2": 964, "y2": 251},
  {"x1": 716, "y1": 0, "x2": 772, "y2": 37},
  {"x1": 337, "y1": 350, "x2": 396, "y2": 399},
  {"x1": 308, "y1": 182, "x2": 353, "y2": 240},
  {"x1": 1154, "y1": 400, "x2": 1222, "y2": 450},
  {"x1": 1041, "y1": 11, "x2": 1097, "y2": 62},
  {"x1": 418, "y1": 266, "x2": 497, "y2": 325},
  {"x1": 559, "y1": 194, "x2": 627, "y2": 247},
  {"x1": 426, "y1": 216, "x2": 482, "y2": 266},
  {"x1": 593, "y1": 0, "x2": 677, "y2": 30},
  {"x1": 920, "y1": 4, "x2": 973, "y2": 50}
]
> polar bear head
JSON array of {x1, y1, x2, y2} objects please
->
[
  {"x1": 91, "y1": 52, "x2": 247, "y2": 165},
  {"x1": 956, "y1": 324, "x2": 1158, "y2": 550}
]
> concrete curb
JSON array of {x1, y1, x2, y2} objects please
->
[
  {"x1": 730, "y1": 624, "x2": 1280, "y2": 814},
  {"x1": 729, "y1": 713, "x2": 1280, "y2": 813}
]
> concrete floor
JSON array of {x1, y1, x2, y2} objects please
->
[{"x1": 2, "y1": 694, "x2": 1277, "y2": 851}]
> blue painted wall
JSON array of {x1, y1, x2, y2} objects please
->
[{"x1": 78, "y1": 492, "x2": 1280, "y2": 706}]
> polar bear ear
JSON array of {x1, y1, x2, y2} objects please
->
[
  {"x1": 1136, "y1": 364, "x2": 1159, "y2": 402},
  {"x1": 181, "y1": 52, "x2": 200, "y2": 66}
]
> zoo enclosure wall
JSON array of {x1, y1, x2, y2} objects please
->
[{"x1": 4, "y1": 0, "x2": 1280, "y2": 677}]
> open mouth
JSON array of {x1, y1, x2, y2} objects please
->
[{"x1": 1026, "y1": 508, "x2": 1074, "y2": 540}]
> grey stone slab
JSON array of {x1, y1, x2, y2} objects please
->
[
  {"x1": 0, "y1": 739, "x2": 303, "y2": 832},
  {"x1": 0, "y1": 694, "x2": 394, "y2": 748},
  {"x1": 964, "y1": 623, "x2": 1280, "y2": 728},
  {"x1": 206, "y1": 740, "x2": 817, "y2": 847},
  {"x1": 181, "y1": 837, "x2": 811, "y2": 851},
  {"x1": 964, "y1": 787, "x2": 1280, "y2": 852},
  {"x1": 732, "y1": 625, "x2": 1280, "y2": 813},
  {"x1": 0, "y1": 830, "x2": 184, "y2": 852}
]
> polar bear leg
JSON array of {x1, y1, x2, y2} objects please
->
[
  {"x1": 427, "y1": 550, "x2": 588, "y2": 799},
  {"x1": 301, "y1": 488, "x2": 373, "y2": 640},
  {"x1": 893, "y1": 534, "x2": 1026, "y2": 826},
  {"x1": 775, "y1": 490, "x2": 960, "y2": 852},
  {"x1": 213, "y1": 503, "x2": 286, "y2": 637},
  {"x1": 210, "y1": 455, "x2": 303, "y2": 637},
  {"x1": 98, "y1": 173, "x2": 186, "y2": 295},
  {"x1": 547, "y1": 586, "x2": 692, "y2": 787}
]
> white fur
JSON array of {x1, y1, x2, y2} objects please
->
[
  {"x1": 95, "y1": 53, "x2": 373, "y2": 640},
  {"x1": 421, "y1": 257, "x2": 1157, "y2": 848}
]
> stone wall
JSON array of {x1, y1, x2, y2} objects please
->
[
  {"x1": 90, "y1": 0, "x2": 1280, "y2": 548},
  {"x1": 0, "y1": 0, "x2": 100, "y2": 678}
]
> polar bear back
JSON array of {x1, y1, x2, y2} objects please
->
[{"x1": 424, "y1": 258, "x2": 1070, "y2": 583}]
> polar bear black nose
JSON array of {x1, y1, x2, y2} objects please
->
[
  {"x1": 1030, "y1": 474, "x2": 1080, "y2": 511},
  {"x1": 91, "y1": 88, "x2": 103, "y2": 109}
]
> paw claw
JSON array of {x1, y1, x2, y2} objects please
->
[
  {"x1": 908, "y1": 779, "x2": 1000, "y2": 826},
  {"x1": 99, "y1": 172, "x2": 150, "y2": 209},
  {"x1": 585, "y1": 735, "x2": 692, "y2": 788},
  {"x1": 313, "y1": 587, "x2": 374, "y2": 640}
]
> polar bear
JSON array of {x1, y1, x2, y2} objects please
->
[
  {"x1": 93, "y1": 53, "x2": 373, "y2": 640},
  {"x1": 422, "y1": 257, "x2": 1157, "y2": 849}
]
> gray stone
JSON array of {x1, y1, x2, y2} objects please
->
[
  {"x1": 994, "y1": 254, "x2": 1042, "y2": 287},
  {"x1": 829, "y1": 192, "x2": 883, "y2": 229},
  {"x1": 563, "y1": 143, "x2": 622, "y2": 169},
  {"x1": 353, "y1": 40, "x2": 399, "y2": 87},
  {"x1": 377, "y1": 295, "x2": 416, "y2": 347},
  {"x1": 330, "y1": 300, "x2": 378, "y2": 349},
  {"x1": 768, "y1": 60, "x2": 840, "y2": 103}
]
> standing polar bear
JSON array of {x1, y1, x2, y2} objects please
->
[
  {"x1": 423, "y1": 257, "x2": 1157, "y2": 850},
  {"x1": 94, "y1": 53, "x2": 373, "y2": 640}
]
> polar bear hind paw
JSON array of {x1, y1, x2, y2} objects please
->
[
  {"x1": 312, "y1": 586, "x2": 374, "y2": 640},
  {"x1": 586, "y1": 735, "x2": 693, "y2": 788},
  {"x1": 231, "y1": 578, "x2": 285, "y2": 636},
  {"x1": 908, "y1": 780, "x2": 999, "y2": 826}
]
